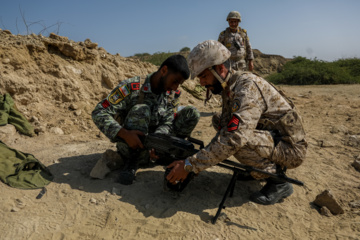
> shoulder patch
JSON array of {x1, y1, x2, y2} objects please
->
[
  {"x1": 131, "y1": 82, "x2": 140, "y2": 90},
  {"x1": 108, "y1": 84, "x2": 131, "y2": 104},
  {"x1": 227, "y1": 115, "x2": 240, "y2": 132},
  {"x1": 242, "y1": 28, "x2": 247, "y2": 33},
  {"x1": 231, "y1": 99, "x2": 241, "y2": 112}
]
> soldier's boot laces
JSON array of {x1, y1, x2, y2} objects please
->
[
  {"x1": 249, "y1": 178, "x2": 293, "y2": 205},
  {"x1": 118, "y1": 154, "x2": 139, "y2": 185}
]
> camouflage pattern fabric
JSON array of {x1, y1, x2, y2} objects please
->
[
  {"x1": 92, "y1": 73, "x2": 173, "y2": 143},
  {"x1": 115, "y1": 104, "x2": 152, "y2": 166},
  {"x1": 173, "y1": 105, "x2": 200, "y2": 138},
  {"x1": 187, "y1": 71, "x2": 307, "y2": 175},
  {"x1": 218, "y1": 27, "x2": 254, "y2": 71},
  {"x1": 187, "y1": 40, "x2": 231, "y2": 78},
  {"x1": 92, "y1": 74, "x2": 199, "y2": 164},
  {"x1": 166, "y1": 90, "x2": 200, "y2": 137}
]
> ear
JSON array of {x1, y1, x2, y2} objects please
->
[
  {"x1": 160, "y1": 65, "x2": 168, "y2": 76},
  {"x1": 216, "y1": 64, "x2": 228, "y2": 78}
]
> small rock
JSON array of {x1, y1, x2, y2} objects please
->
[
  {"x1": 3, "y1": 29, "x2": 12, "y2": 35},
  {"x1": 15, "y1": 199, "x2": 26, "y2": 209},
  {"x1": 217, "y1": 212, "x2": 230, "y2": 222},
  {"x1": 50, "y1": 127, "x2": 64, "y2": 135},
  {"x1": 320, "y1": 206, "x2": 332, "y2": 217},
  {"x1": 30, "y1": 116, "x2": 39, "y2": 122},
  {"x1": 313, "y1": 190, "x2": 344, "y2": 215},
  {"x1": 90, "y1": 198, "x2": 97, "y2": 204},
  {"x1": 102, "y1": 72, "x2": 113, "y2": 88},
  {"x1": 74, "y1": 110, "x2": 82, "y2": 116},
  {"x1": 2, "y1": 58, "x2": 10, "y2": 64},
  {"x1": 78, "y1": 186, "x2": 84, "y2": 190},
  {"x1": 84, "y1": 38, "x2": 98, "y2": 49},
  {"x1": 330, "y1": 125, "x2": 348, "y2": 134},
  {"x1": 90, "y1": 154, "x2": 111, "y2": 179},
  {"x1": 352, "y1": 160, "x2": 360, "y2": 172},
  {"x1": 346, "y1": 135, "x2": 360, "y2": 147},
  {"x1": 11, "y1": 207, "x2": 20, "y2": 212},
  {"x1": 69, "y1": 103, "x2": 79, "y2": 110},
  {"x1": 112, "y1": 187, "x2": 120, "y2": 195},
  {"x1": 0, "y1": 124, "x2": 17, "y2": 137},
  {"x1": 349, "y1": 200, "x2": 360, "y2": 208}
]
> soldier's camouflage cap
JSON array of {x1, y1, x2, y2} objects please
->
[{"x1": 187, "y1": 40, "x2": 231, "y2": 78}]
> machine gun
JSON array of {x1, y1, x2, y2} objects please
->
[
  {"x1": 143, "y1": 133, "x2": 304, "y2": 224},
  {"x1": 144, "y1": 133, "x2": 204, "y2": 161}
]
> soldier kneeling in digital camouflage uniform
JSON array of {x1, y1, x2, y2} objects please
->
[
  {"x1": 91, "y1": 55, "x2": 200, "y2": 185},
  {"x1": 166, "y1": 41, "x2": 307, "y2": 205}
]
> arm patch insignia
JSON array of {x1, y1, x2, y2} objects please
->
[
  {"x1": 232, "y1": 99, "x2": 240, "y2": 112},
  {"x1": 227, "y1": 115, "x2": 240, "y2": 132},
  {"x1": 108, "y1": 84, "x2": 130, "y2": 104},
  {"x1": 101, "y1": 99, "x2": 110, "y2": 109},
  {"x1": 131, "y1": 82, "x2": 140, "y2": 90},
  {"x1": 108, "y1": 88, "x2": 124, "y2": 104}
]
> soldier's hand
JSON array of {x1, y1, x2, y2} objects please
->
[
  {"x1": 248, "y1": 60, "x2": 254, "y2": 71},
  {"x1": 117, "y1": 128, "x2": 144, "y2": 149},
  {"x1": 166, "y1": 160, "x2": 189, "y2": 184}
]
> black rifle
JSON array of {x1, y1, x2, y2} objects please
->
[
  {"x1": 144, "y1": 133, "x2": 204, "y2": 161},
  {"x1": 144, "y1": 133, "x2": 304, "y2": 223}
]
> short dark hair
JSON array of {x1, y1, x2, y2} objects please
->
[{"x1": 159, "y1": 55, "x2": 190, "y2": 80}]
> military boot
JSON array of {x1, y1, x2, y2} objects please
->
[
  {"x1": 249, "y1": 178, "x2": 293, "y2": 205},
  {"x1": 118, "y1": 150, "x2": 139, "y2": 185}
]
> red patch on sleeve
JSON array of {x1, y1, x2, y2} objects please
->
[
  {"x1": 101, "y1": 99, "x2": 110, "y2": 109},
  {"x1": 227, "y1": 115, "x2": 240, "y2": 132},
  {"x1": 131, "y1": 83, "x2": 140, "y2": 90}
]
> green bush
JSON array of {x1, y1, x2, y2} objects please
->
[
  {"x1": 266, "y1": 57, "x2": 360, "y2": 85},
  {"x1": 180, "y1": 47, "x2": 190, "y2": 52}
]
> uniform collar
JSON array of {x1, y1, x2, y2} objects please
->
[{"x1": 142, "y1": 72, "x2": 154, "y2": 93}]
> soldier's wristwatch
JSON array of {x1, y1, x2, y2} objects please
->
[{"x1": 184, "y1": 159, "x2": 193, "y2": 173}]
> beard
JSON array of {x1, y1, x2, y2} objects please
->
[
  {"x1": 153, "y1": 75, "x2": 166, "y2": 94},
  {"x1": 206, "y1": 79, "x2": 223, "y2": 95}
]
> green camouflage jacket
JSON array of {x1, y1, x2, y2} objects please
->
[{"x1": 92, "y1": 73, "x2": 174, "y2": 142}]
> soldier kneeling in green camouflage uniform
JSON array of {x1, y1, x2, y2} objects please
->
[{"x1": 92, "y1": 55, "x2": 200, "y2": 185}]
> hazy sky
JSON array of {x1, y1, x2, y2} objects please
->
[{"x1": 1, "y1": 0, "x2": 359, "y2": 61}]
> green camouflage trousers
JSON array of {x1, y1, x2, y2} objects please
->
[{"x1": 116, "y1": 104, "x2": 200, "y2": 165}]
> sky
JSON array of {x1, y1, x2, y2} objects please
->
[{"x1": 1, "y1": 0, "x2": 360, "y2": 61}]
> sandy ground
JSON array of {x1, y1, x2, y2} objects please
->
[{"x1": 1, "y1": 84, "x2": 360, "y2": 240}]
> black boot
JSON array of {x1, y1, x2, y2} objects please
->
[
  {"x1": 249, "y1": 178, "x2": 293, "y2": 205},
  {"x1": 118, "y1": 150, "x2": 139, "y2": 185}
]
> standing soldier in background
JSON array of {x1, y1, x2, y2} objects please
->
[
  {"x1": 218, "y1": 11, "x2": 254, "y2": 71},
  {"x1": 91, "y1": 55, "x2": 199, "y2": 185}
]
